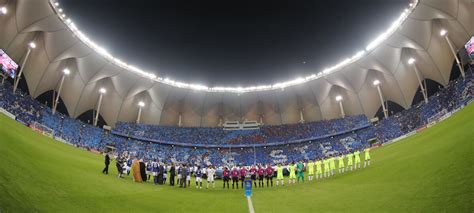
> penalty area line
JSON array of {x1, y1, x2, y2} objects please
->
[{"x1": 247, "y1": 196, "x2": 255, "y2": 213}]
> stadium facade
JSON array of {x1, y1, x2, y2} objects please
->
[{"x1": 0, "y1": 0, "x2": 472, "y2": 127}]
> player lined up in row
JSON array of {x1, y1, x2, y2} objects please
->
[
  {"x1": 102, "y1": 148, "x2": 371, "y2": 189},
  {"x1": 276, "y1": 148, "x2": 371, "y2": 186}
]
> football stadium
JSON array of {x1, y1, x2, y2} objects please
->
[{"x1": 0, "y1": 0, "x2": 473, "y2": 212}]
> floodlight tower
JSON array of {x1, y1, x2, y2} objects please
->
[
  {"x1": 52, "y1": 68, "x2": 71, "y2": 114},
  {"x1": 440, "y1": 29, "x2": 465, "y2": 79},
  {"x1": 178, "y1": 114, "x2": 183, "y2": 127},
  {"x1": 373, "y1": 80, "x2": 388, "y2": 118},
  {"x1": 335, "y1": 95, "x2": 345, "y2": 118},
  {"x1": 299, "y1": 110, "x2": 305, "y2": 123},
  {"x1": 407, "y1": 58, "x2": 428, "y2": 104},
  {"x1": 13, "y1": 42, "x2": 36, "y2": 93},
  {"x1": 136, "y1": 101, "x2": 145, "y2": 124},
  {"x1": 94, "y1": 88, "x2": 106, "y2": 126}
]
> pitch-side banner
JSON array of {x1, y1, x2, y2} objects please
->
[{"x1": 0, "y1": 107, "x2": 15, "y2": 119}]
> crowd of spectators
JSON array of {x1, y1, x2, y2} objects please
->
[
  {"x1": 0, "y1": 82, "x2": 42, "y2": 124},
  {"x1": 100, "y1": 128, "x2": 375, "y2": 166},
  {"x1": 375, "y1": 67, "x2": 473, "y2": 142},
  {"x1": 0, "y1": 66, "x2": 471, "y2": 166},
  {"x1": 114, "y1": 114, "x2": 370, "y2": 146}
]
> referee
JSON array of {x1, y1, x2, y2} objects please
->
[{"x1": 102, "y1": 153, "x2": 110, "y2": 175}]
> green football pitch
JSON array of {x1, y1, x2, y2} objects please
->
[{"x1": 0, "y1": 104, "x2": 473, "y2": 212}]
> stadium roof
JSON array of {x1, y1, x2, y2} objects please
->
[{"x1": 0, "y1": 0, "x2": 472, "y2": 127}]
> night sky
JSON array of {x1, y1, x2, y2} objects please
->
[{"x1": 60, "y1": 0, "x2": 409, "y2": 87}]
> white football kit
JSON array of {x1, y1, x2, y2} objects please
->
[{"x1": 207, "y1": 168, "x2": 215, "y2": 182}]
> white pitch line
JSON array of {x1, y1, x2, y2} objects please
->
[{"x1": 247, "y1": 196, "x2": 255, "y2": 213}]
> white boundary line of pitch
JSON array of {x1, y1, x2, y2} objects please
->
[{"x1": 247, "y1": 196, "x2": 255, "y2": 213}]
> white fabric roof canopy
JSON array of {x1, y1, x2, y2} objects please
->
[{"x1": 0, "y1": 0, "x2": 472, "y2": 127}]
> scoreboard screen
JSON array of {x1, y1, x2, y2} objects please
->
[
  {"x1": 465, "y1": 36, "x2": 474, "y2": 59},
  {"x1": 0, "y1": 49, "x2": 19, "y2": 78}
]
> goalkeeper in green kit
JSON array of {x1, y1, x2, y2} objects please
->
[{"x1": 296, "y1": 161, "x2": 304, "y2": 183}]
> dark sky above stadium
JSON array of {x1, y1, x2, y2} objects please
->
[{"x1": 60, "y1": 0, "x2": 409, "y2": 87}]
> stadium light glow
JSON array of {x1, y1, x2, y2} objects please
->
[
  {"x1": 1, "y1": 6, "x2": 7, "y2": 15},
  {"x1": 138, "y1": 101, "x2": 145, "y2": 107},
  {"x1": 373, "y1": 80, "x2": 380, "y2": 86},
  {"x1": 407, "y1": 58, "x2": 416, "y2": 65},
  {"x1": 335, "y1": 95, "x2": 343, "y2": 101},
  {"x1": 440, "y1": 29, "x2": 447, "y2": 36},
  {"x1": 28, "y1": 42, "x2": 36, "y2": 49},
  {"x1": 49, "y1": 0, "x2": 418, "y2": 93},
  {"x1": 99, "y1": 88, "x2": 106, "y2": 94},
  {"x1": 63, "y1": 68, "x2": 70, "y2": 75}
]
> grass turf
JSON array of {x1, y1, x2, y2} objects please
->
[{"x1": 0, "y1": 104, "x2": 473, "y2": 212}]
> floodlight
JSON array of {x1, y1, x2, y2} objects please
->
[
  {"x1": 99, "y1": 88, "x2": 106, "y2": 94},
  {"x1": 408, "y1": 58, "x2": 416, "y2": 65},
  {"x1": 373, "y1": 80, "x2": 381, "y2": 86},
  {"x1": 1, "y1": 6, "x2": 7, "y2": 15},
  {"x1": 336, "y1": 96, "x2": 343, "y2": 101},
  {"x1": 28, "y1": 42, "x2": 36, "y2": 49},
  {"x1": 138, "y1": 101, "x2": 145, "y2": 107},
  {"x1": 63, "y1": 68, "x2": 70, "y2": 75},
  {"x1": 440, "y1": 29, "x2": 447, "y2": 36}
]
